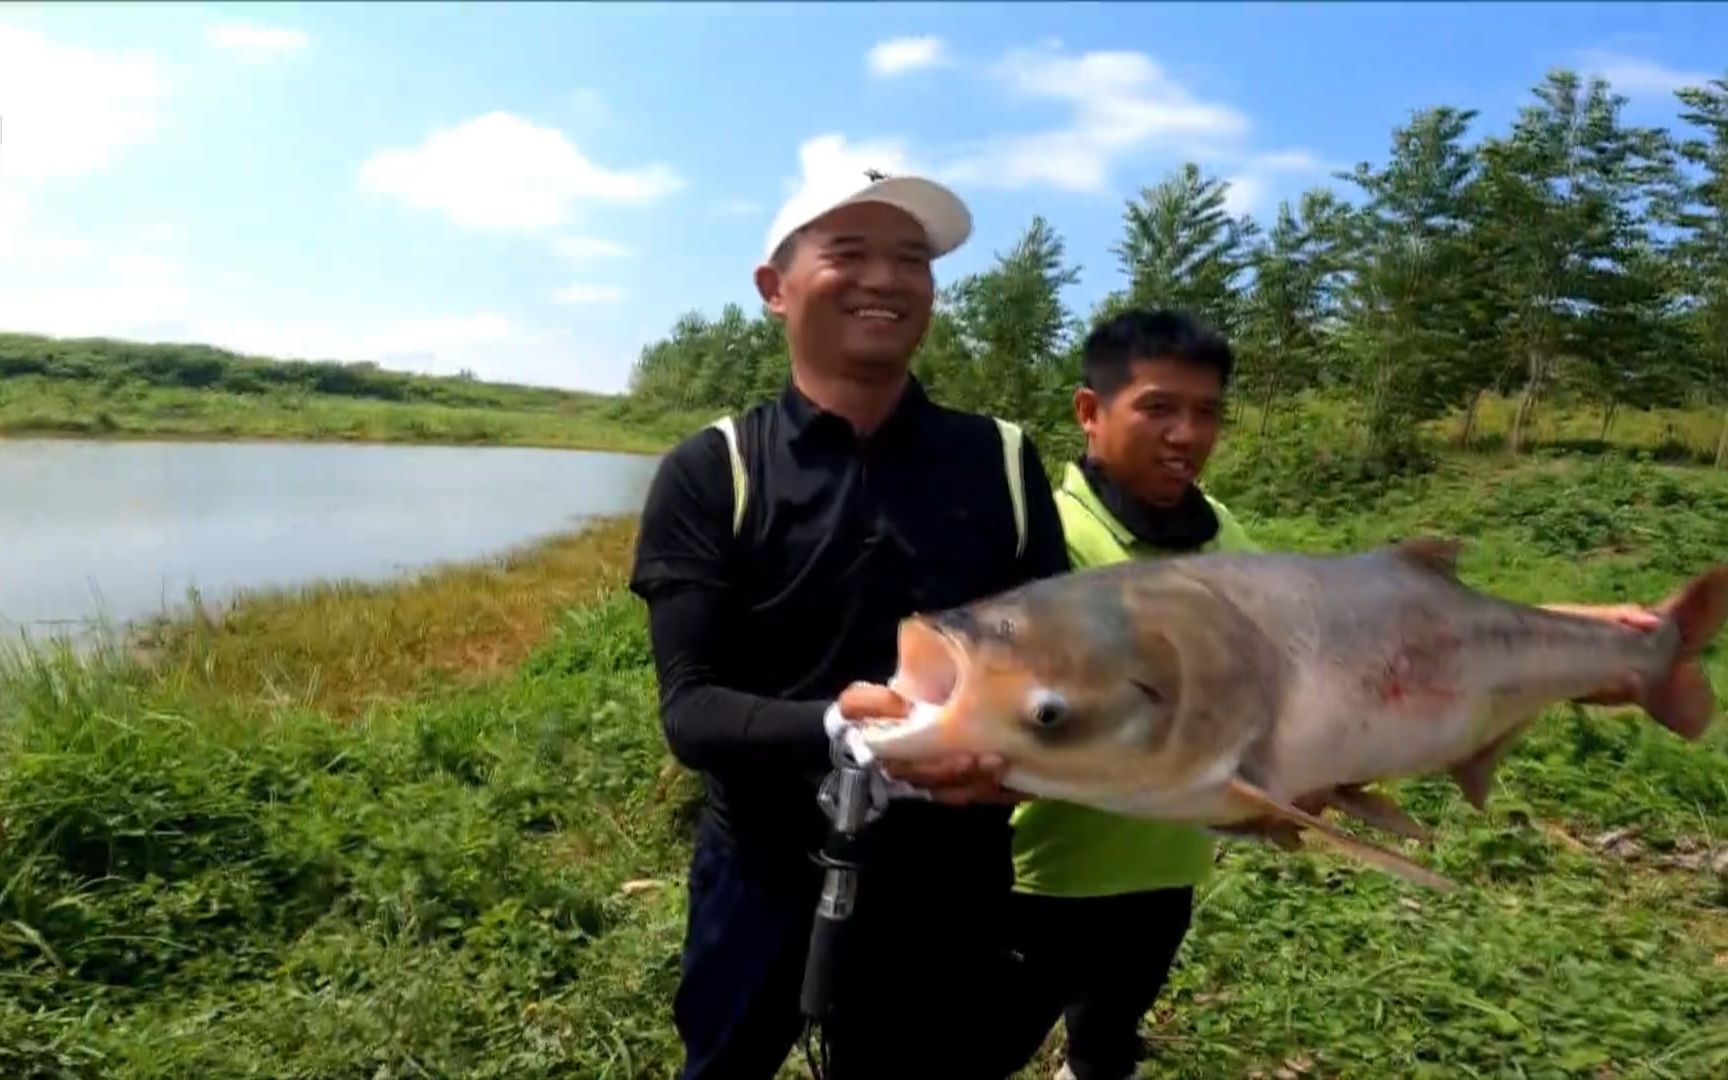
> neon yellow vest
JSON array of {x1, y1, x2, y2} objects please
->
[{"x1": 1010, "y1": 461, "x2": 1260, "y2": 897}]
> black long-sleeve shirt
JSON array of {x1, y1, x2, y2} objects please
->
[{"x1": 628, "y1": 377, "x2": 1070, "y2": 886}]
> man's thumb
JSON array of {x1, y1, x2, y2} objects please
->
[{"x1": 838, "y1": 682, "x2": 912, "y2": 721}]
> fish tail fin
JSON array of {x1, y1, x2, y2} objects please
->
[{"x1": 1642, "y1": 566, "x2": 1728, "y2": 740}]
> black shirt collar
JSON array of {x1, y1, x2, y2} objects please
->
[
  {"x1": 1078, "y1": 454, "x2": 1220, "y2": 552},
  {"x1": 777, "y1": 374, "x2": 933, "y2": 449}
]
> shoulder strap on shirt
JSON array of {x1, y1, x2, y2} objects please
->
[
  {"x1": 708, "y1": 415, "x2": 747, "y2": 538},
  {"x1": 993, "y1": 416, "x2": 1028, "y2": 559},
  {"x1": 709, "y1": 411, "x2": 1024, "y2": 554}
]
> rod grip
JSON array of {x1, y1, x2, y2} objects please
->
[{"x1": 800, "y1": 905, "x2": 848, "y2": 1019}]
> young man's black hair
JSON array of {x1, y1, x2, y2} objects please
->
[{"x1": 1080, "y1": 308, "x2": 1235, "y2": 400}]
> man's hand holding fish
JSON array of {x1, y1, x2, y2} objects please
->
[{"x1": 833, "y1": 681, "x2": 1023, "y2": 806}]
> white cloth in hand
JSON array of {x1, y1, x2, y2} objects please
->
[{"x1": 822, "y1": 702, "x2": 931, "y2": 802}]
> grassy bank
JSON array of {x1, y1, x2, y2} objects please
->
[
  {"x1": 3, "y1": 448, "x2": 1728, "y2": 1077},
  {"x1": 0, "y1": 375, "x2": 701, "y2": 455}
]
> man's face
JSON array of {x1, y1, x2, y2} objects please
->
[
  {"x1": 1075, "y1": 357, "x2": 1224, "y2": 507},
  {"x1": 755, "y1": 201, "x2": 935, "y2": 380}
]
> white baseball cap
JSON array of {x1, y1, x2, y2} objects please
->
[{"x1": 760, "y1": 168, "x2": 973, "y2": 265}]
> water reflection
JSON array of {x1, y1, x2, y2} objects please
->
[{"x1": 0, "y1": 438, "x2": 660, "y2": 643}]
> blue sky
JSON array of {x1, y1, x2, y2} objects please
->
[{"x1": 1, "y1": 2, "x2": 1722, "y2": 394}]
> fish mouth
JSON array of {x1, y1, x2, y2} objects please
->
[
  {"x1": 890, "y1": 614, "x2": 965, "y2": 707},
  {"x1": 857, "y1": 615, "x2": 970, "y2": 759}
]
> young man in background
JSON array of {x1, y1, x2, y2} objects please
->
[
  {"x1": 1006, "y1": 308, "x2": 1664, "y2": 1080},
  {"x1": 1007, "y1": 309, "x2": 1254, "y2": 1080}
]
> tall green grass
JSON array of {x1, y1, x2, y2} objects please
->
[
  {"x1": 132, "y1": 516, "x2": 642, "y2": 720},
  {"x1": 3, "y1": 447, "x2": 1726, "y2": 1077},
  {"x1": 1, "y1": 593, "x2": 695, "y2": 1078}
]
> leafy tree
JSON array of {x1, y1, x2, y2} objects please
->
[
  {"x1": 1569, "y1": 242, "x2": 1692, "y2": 441},
  {"x1": 1336, "y1": 106, "x2": 1483, "y2": 458},
  {"x1": 1473, "y1": 73, "x2": 1674, "y2": 453},
  {"x1": 1674, "y1": 75, "x2": 1728, "y2": 466},
  {"x1": 1239, "y1": 188, "x2": 1351, "y2": 436},
  {"x1": 945, "y1": 215, "x2": 1082, "y2": 426},
  {"x1": 1110, "y1": 163, "x2": 1256, "y2": 338}
]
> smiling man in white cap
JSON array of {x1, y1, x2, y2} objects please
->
[{"x1": 629, "y1": 167, "x2": 1072, "y2": 1079}]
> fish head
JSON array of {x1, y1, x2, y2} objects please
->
[{"x1": 860, "y1": 567, "x2": 1272, "y2": 800}]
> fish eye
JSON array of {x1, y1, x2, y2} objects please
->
[{"x1": 1027, "y1": 690, "x2": 1066, "y2": 729}]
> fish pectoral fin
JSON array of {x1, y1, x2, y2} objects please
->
[
  {"x1": 1324, "y1": 784, "x2": 1434, "y2": 846},
  {"x1": 1224, "y1": 777, "x2": 1458, "y2": 892},
  {"x1": 1448, "y1": 730, "x2": 1519, "y2": 811}
]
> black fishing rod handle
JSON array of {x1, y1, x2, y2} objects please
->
[{"x1": 800, "y1": 903, "x2": 847, "y2": 1019}]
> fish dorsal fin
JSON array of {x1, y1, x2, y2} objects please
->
[{"x1": 1391, "y1": 537, "x2": 1464, "y2": 582}]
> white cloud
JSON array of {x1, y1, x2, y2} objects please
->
[
  {"x1": 177, "y1": 312, "x2": 512, "y2": 366},
  {"x1": 784, "y1": 43, "x2": 1329, "y2": 215},
  {"x1": 0, "y1": 189, "x2": 184, "y2": 305},
  {"x1": 785, "y1": 133, "x2": 920, "y2": 198},
  {"x1": 0, "y1": 25, "x2": 168, "y2": 182},
  {"x1": 365, "y1": 313, "x2": 517, "y2": 355},
  {"x1": 205, "y1": 316, "x2": 622, "y2": 390},
  {"x1": 758, "y1": 134, "x2": 927, "y2": 259},
  {"x1": 0, "y1": 249, "x2": 194, "y2": 337},
  {"x1": 867, "y1": 36, "x2": 949, "y2": 77},
  {"x1": 0, "y1": 226, "x2": 629, "y2": 389},
  {"x1": 357, "y1": 111, "x2": 683, "y2": 233},
  {"x1": 0, "y1": 198, "x2": 157, "y2": 266},
  {"x1": 1222, "y1": 174, "x2": 1268, "y2": 216},
  {"x1": 1576, "y1": 49, "x2": 1711, "y2": 98},
  {"x1": 552, "y1": 235, "x2": 632, "y2": 261},
  {"x1": 938, "y1": 46, "x2": 1251, "y2": 193},
  {"x1": 0, "y1": 273, "x2": 612, "y2": 387},
  {"x1": 552, "y1": 284, "x2": 627, "y2": 305},
  {"x1": 188, "y1": 312, "x2": 602, "y2": 385},
  {"x1": 205, "y1": 22, "x2": 311, "y2": 61},
  {"x1": 1213, "y1": 151, "x2": 1340, "y2": 216}
]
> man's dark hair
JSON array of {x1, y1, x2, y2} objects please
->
[{"x1": 1081, "y1": 308, "x2": 1234, "y2": 399}]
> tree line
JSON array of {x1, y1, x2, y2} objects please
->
[
  {"x1": 0, "y1": 333, "x2": 582, "y2": 412},
  {"x1": 628, "y1": 69, "x2": 1728, "y2": 469}
]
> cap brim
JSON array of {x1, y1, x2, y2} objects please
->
[
  {"x1": 763, "y1": 174, "x2": 973, "y2": 264},
  {"x1": 831, "y1": 176, "x2": 973, "y2": 260}
]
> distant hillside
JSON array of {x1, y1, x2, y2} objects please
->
[
  {"x1": 0, "y1": 331, "x2": 604, "y2": 412},
  {"x1": 0, "y1": 331, "x2": 700, "y2": 454}
]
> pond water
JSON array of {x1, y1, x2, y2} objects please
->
[{"x1": 0, "y1": 438, "x2": 661, "y2": 643}]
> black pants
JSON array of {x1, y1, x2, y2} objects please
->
[
  {"x1": 672, "y1": 814, "x2": 1030, "y2": 1080},
  {"x1": 1008, "y1": 887, "x2": 1195, "y2": 1080}
]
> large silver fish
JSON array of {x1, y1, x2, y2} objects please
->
[{"x1": 858, "y1": 539, "x2": 1728, "y2": 889}]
